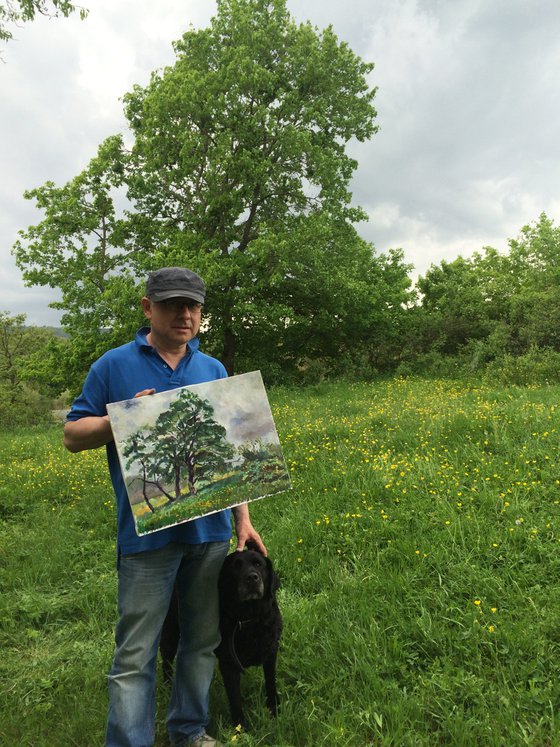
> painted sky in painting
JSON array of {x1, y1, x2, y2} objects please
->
[{"x1": 107, "y1": 371, "x2": 279, "y2": 448}]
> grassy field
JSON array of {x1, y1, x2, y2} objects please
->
[{"x1": 1, "y1": 378, "x2": 559, "y2": 746}]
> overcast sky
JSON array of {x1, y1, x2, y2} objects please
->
[{"x1": 2, "y1": 0, "x2": 559, "y2": 326}]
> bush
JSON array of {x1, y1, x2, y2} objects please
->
[
  {"x1": 483, "y1": 347, "x2": 560, "y2": 386},
  {"x1": 395, "y1": 350, "x2": 465, "y2": 379},
  {"x1": 0, "y1": 384, "x2": 54, "y2": 429}
]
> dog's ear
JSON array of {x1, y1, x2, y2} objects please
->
[
  {"x1": 271, "y1": 570, "x2": 281, "y2": 594},
  {"x1": 265, "y1": 556, "x2": 281, "y2": 596}
]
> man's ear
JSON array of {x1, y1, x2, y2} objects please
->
[{"x1": 141, "y1": 296, "x2": 152, "y2": 319}]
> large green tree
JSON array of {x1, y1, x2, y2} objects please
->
[
  {"x1": 122, "y1": 0, "x2": 378, "y2": 374},
  {"x1": 14, "y1": 0, "x2": 412, "y2": 383}
]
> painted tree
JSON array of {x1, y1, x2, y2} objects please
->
[
  {"x1": 238, "y1": 439, "x2": 285, "y2": 484},
  {"x1": 122, "y1": 430, "x2": 164, "y2": 513},
  {"x1": 155, "y1": 389, "x2": 234, "y2": 495},
  {"x1": 123, "y1": 389, "x2": 234, "y2": 502}
]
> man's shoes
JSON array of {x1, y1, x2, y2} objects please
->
[{"x1": 189, "y1": 733, "x2": 223, "y2": 747}]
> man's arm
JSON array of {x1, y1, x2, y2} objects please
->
[
  {"x1": 63, "y1": 388, "x2": 155, "y2": 453},
  {"x1": 63, "y1": 416, "x2": 113, "y2": 453},
  {"x1": 232, "y1": 503, "x2": 267, "y2": 555}
]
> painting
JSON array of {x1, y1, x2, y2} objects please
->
[{"x1": 106, "y1": 371, "x2": 291, "y2": 536}]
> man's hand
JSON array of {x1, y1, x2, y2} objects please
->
[{"x1": 232, "y1": 503, "x2": 267, "y2": 556}]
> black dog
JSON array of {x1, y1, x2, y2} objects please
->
[
  {"x1": 215, "y1": 547, "x2": 283, "y2": 728},
  {"x1": 159, "y1": 546, "x2": 282, "y2": 729}
]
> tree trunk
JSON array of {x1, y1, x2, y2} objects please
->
[
  {"x1": 185, "y1": 455, "x2": 197, "y2": 495},
  {"x1": 174, "y1": 464, "x2": 182, "y2": 500},
  {"x1": 222, "y1": 326, "x2": 236, "y2": 376},
  {"x1": 141, "y1": 465, "x2": 155, "y2": 512}
]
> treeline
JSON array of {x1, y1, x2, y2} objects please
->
[
  {"x1": 401, "y1": 212, "x2": 560, "y2": 384},
  {"x1": 0, "y1": 312, "x2": 68, "y2": 427},
  {"x1": 3, "y1": 211, "x2": 560, "y2": 428}
]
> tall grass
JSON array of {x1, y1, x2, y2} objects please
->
[{"x1": 1, "y1": 378, "x2": 559, "y2": 746}]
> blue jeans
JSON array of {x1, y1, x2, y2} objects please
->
[{"x1": 105, "y1": 541, "x2": 230, "y2": 747}]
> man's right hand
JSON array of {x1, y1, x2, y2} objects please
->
[{"x1": 134, "y1": 388, "x2": 156, "y2": 398}]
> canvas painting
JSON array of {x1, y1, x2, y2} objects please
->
[{"x1": 106, "y1": 371, "x2": 291, "y2": 536}]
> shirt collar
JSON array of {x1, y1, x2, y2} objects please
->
[{"x1": 135, "y1": 327, "x2": 200, "y2": 353}]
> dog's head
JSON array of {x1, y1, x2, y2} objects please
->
[{"x1": 219, "y1": 548, "x2": 280, "y2": 605}]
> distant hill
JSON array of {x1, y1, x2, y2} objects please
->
[
  {"x1": 46, "y1": 327, "x2": 69, "y2": 339},
  {"x1": 26, "y1": 326, "x2": 69, "y2": 339}
]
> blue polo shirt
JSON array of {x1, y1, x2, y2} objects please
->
[{"x1": 67, "y1": 328, "x2": 232, "y2": 557}]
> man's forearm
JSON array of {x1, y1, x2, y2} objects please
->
[
  {"x1": 232, "y1": 502, "x2": 251, "y2": 525},
  {"x1": 63, "y1": 416, "x2": 113, "y2": 453},
  {"x1": 232, "y1": 503, "x2": 267, "y2": 555}
]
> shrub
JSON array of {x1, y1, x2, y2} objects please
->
[{"x1": 483, "y1": 346, "x2": 560, "y2": 386}]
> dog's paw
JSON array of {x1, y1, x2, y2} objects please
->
[{"x1": 266, "y1": 692, "x2": 280, "y2": 716}]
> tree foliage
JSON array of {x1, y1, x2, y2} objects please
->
[
  {"x1": 506, "y1": 213, "x2": 560, "y2": 351},
  {"x1": 14, "y1": 0, "x2": 412, "y2": 387},
  {"x1": 0, "y1": 311, "x2": 67, "y2": 426},
  {"x1": 0, "y1": 0, "x2": 87, "y2": 44},
  {"x1": 409, "y1": 213, "x2": 560, "y2": 377},
  {"x1": 13, "y1": 136, "x2": 145, "y2": 385}
]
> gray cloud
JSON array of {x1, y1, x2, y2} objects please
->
[
  {"x1": 2, "y1": 0, "x2": 559, "y2": 324},
  {"x1": 348, "y1": 0, "x2": 560, "y2": 273}
]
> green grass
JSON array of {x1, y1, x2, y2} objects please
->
[{"x1": 1, "y1": 378, "x2": 559, "y2": 746}]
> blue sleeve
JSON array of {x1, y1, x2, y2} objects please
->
[{"x1": 66, "y1": 361, "x2": 110, "y2": 420}]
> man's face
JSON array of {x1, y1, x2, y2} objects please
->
[{"x1": 141, "y1": 297, "x2": 202, "y2": 347}]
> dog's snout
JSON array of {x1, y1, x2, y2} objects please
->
[{"x1": 237, "y1": 563, "x2": 265, "y2": 601}]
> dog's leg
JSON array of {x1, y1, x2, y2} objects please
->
[
  {"x1": 263, "y1": 650, "x2": 279, "y2": 716},
  {"x1": 219, "y1": 658, "x2": 246, "y2": 729}
]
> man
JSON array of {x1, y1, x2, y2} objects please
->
[{"x1": 64, "y1": 267, "x2": 265, "y2": 747}]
